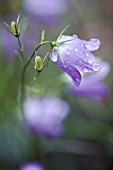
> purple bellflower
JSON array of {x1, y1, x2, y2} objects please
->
[
  {"x1": 23, "y1": 0, "x2": 71, "y2": 24},
  {"x1": 67, "y1": 61, "x2": 110, "y2": 101},
  {"x1": 20, "y1": 162, "x2": 44, "y2": 170},
  {"x1": 23, "y1": 96, "x2": 70, "y2": 137},
  {"x1": 50, "y1": 35, "x2": 101, "y2": 86},
  {"x1": 23, "y1": 0, "x2": 68, "y2": 16}
]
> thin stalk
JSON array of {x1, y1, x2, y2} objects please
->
[
  {"x1": 17, "y1": 37, "x2": 24, "y2": 63},
  {"x1": 57, "y1": 25, "x2": 70, "y2": 40},
  {"x1": 20, "y1": 41, "x2": 51, "y2": 113}
]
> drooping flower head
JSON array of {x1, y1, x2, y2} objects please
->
[
  {"x1": 23, "y1": 96, "x2": 70, "y2": 137},
  {"x1": 67, "y1": 61, "x2": 110, "y2": 101},
  {"x1": 50, "y1": 34, "x2": 101, "y2": 86},
  {"x1": 20, "y1": 162, "x2": 44, "y2": 170}
]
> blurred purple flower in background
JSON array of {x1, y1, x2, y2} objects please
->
[
  {"x1": 68, "y1": 61, "x2": 110, "y2": 101},
  {"x1": 1, "y1": 21, "x2": 39, "y2": 60},
  {"x1": 23, "y1": 96, "x2": 70, "y2": 137},
  {"x1": 1, "y1": 16, "x2": 21, "y2": 60},
  {"x1": 20, "y1": 162, "x2": 44, "y2": 170},
  {"x1": 23, "y1": 0, "x2": 71, "y2": 24},
  {"x1": 1, "y1": 28, "x2": 18, "y2": 60},
  {"x1": 23, "y1": 23, "x2": 39, "y2": 58},
  {"x1": 50, "y1": 35, "x2": 101, "y2": 86}
]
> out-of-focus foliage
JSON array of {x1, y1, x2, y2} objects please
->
[{"x1": 0, "y1": 0, "x2": 113, "y2": 170}]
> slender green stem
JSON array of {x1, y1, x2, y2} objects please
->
[
  {"x1": 17, "y1": 37, "x2": 24, "y2": 63},
  {"x1": 20, "y1": 41, "x2": 51, "y2": 113},
  {"x1": 41, "y1": 30, "x2": 45, "y2": 43},
  {"x1": 57, "y1": 25, "x2": 70, "y2": 41},
  {"x1": 28, "y1": 71, "x2": 41, "y2": 87}
]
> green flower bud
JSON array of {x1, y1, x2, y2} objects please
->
[
  {"x1": 34, "y1": 56, "x2": 43, "y2": 71},
  {"x1": 10, "y1": 21, "x2": 20, "y2": 37}
]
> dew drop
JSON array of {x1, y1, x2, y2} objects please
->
[
  {"x1": 92, "y1": 62, "x2": 100, "y2": 71},
  {"x1": 85, "y1": 45, "x2": 95, "y2": 51},
  {"x1": 88, "y1": 58, "x2": 92, "y2": 64},
  {"x1": 83, "y1": 67, "x2": 88, "y2": 73},
  {"x1": 50, "y1": 50, "x2": 58, "y2": 62},
  {"x1": 86, "y1": 52, "x2": 89, "y2": 57},
  {"x1": 66, "y1": 51, "x2": 70, "y2": 55},
  {"x1": 90, "y1": 38, "x2": 99, "y2": 42},
  {"x1": 85, "y1": 39, "x2": 101, "y2": 51},
  {"x1": 75, "y1": 78, "x2": 80, "y2": 86},
  {"x1": 73, "y1": 34, "x2": 78, "y2": 38},
  {"x1": 65, "y1": 49, "x2": 70, "y2": 55},
  {"x1": 75, "y1": 47, "x2": 78, "y2": 52}
]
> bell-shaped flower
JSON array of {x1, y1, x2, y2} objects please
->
[
  {"x1": 50, "y1": 35, "x2": 101, "y2": 86},
  {"x1": 23, "y1": 96, "x2": 70, "y2": 137},
  {"x1": 67, "y1": 61, "x2": 110, "y2": 101},
  {"x1": 20, "y1": 162, "x2": 44, "y2": 170}
]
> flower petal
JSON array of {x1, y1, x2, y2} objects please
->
[
  {"x1": 50, "y1": 50, "x2": 58, "y2": 62},
  {"x1": 69, "y1": 81, "x2": 109, "y2": 101},
  {"x1": 68, "y1": 61, "x2": 110, "y2": 101},
  {"x1": 85, "y1": 61, "x2": 110, "y2": 82},
  {"x1": 62, "y1": 65, "x2": 81, "y2": 86},
  {"x1": 57, "y1": 36, "x2": 100, "y2": 72},
  {"x1": 50, "y1": 35, "x2": 101, "y2": 86},
  {"x1": 20, "y1": 162, "x2": 44, "y2": 170},
  {"x1": 23, "y1": 96, "x2": 70, "y2": 137},
  {"x1": 84, "y1": 38, "x2": 101, "y2": 51}
]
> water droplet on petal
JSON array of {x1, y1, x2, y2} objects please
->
[
  {"x1": 85, "y1": 39, "x2": 101, "y2": 51},
  {"x1": 83, "y1": 67, "x2": 88, "y2": 72},
  {"x1": 79, "y1": 59, "x2": 82, "y2": 63},
  {"x1": 75, "y1": 78, "x2": 80, "y2": 86},
  {"x1": 88, "y1": 58, "x2": 92, "y2": 64},
  {"x1": 65, "y1": 49, "x2": 70, "y2": 55},
  {"x1": 73, "y1": 34, "x2": 78, "y2": 38},
  {"x1": 50, "y1": 50, "x2": 58, "y2": 62},
  {"x1": 90, "y1": 38, "x2": 99, "y2": 42},
  {"x1": 92, "y1": 62, "x2": 100, "y2": 71},
  {"x1": 75, "y1": 48, "x2": 78, "y2": 52},
  {"x1": 86, "y1": 52, "x2": 89, "y2": 57}
]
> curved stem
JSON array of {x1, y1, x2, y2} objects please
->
[
  {"x1": 17, "y1": 37, "x2": 24, "y2": 63},
  {"x1": 20, "y1": 41, "x2": 51, "y2": 113}
]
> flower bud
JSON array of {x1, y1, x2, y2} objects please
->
[
  {"x1": 34, "y1": 56, "x2": 43, "y2": 71},
  {"x1": 10, "y1": 21, "x2": 20, "y2": 37}
]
